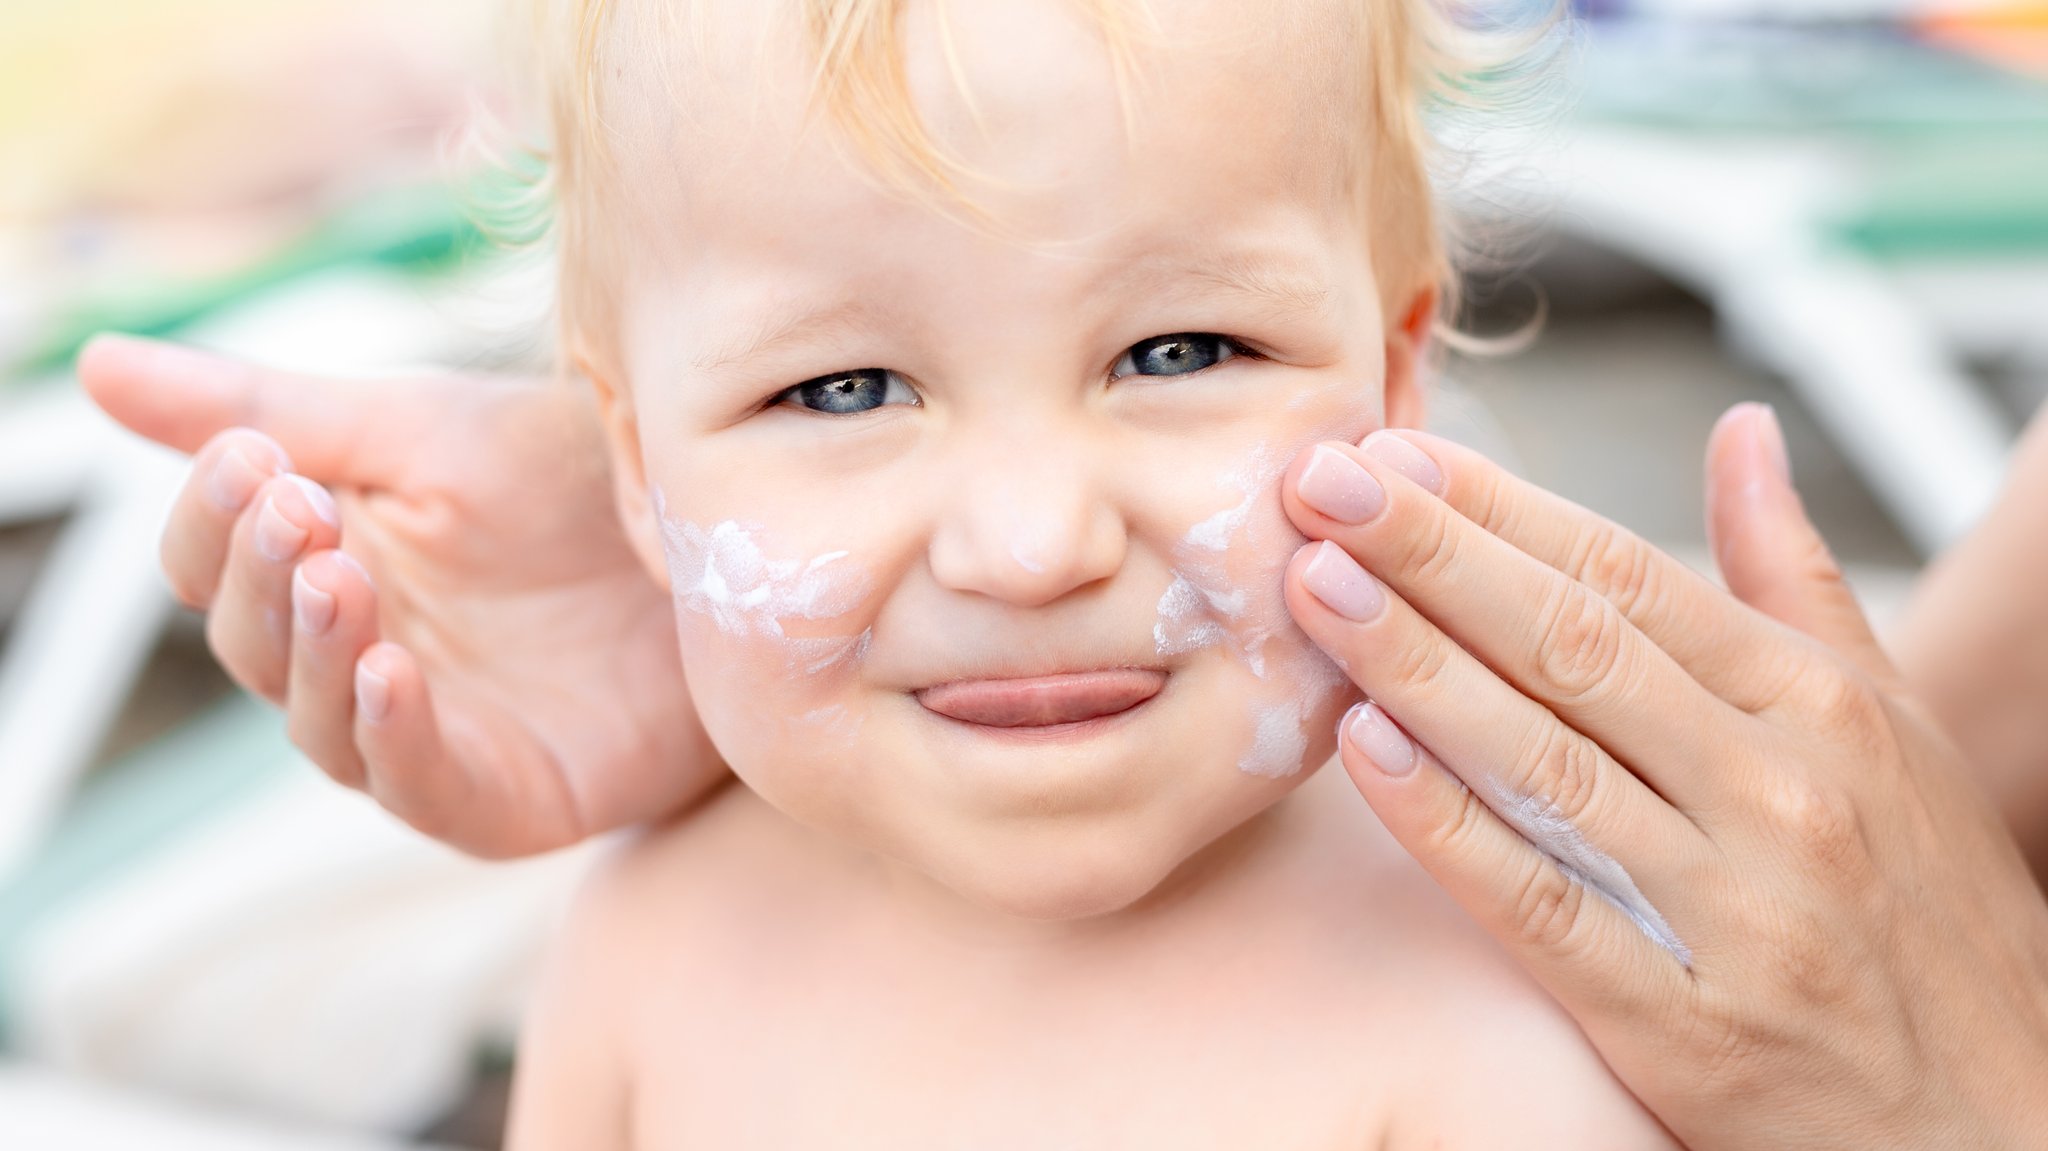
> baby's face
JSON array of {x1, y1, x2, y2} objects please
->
[{"x1": 595, "y1": 0, "x2": 1429, "y2": 918}]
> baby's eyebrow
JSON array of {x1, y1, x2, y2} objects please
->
[
  {"x1": 692, "y1": 298, "x2": 874, "y2": 376},
  {"x1": 693, "y1": 251, "x2": 1334, "y2": 375},
  {"x1": 1158, "y1": 252, "x2": 1333, "y2": 325}
]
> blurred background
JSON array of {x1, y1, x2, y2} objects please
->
[{"x1": 0, "y1": 0, "x2": 2042, "y2": 1145}]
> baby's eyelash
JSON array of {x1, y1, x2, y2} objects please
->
[
  {"x1": 1109, "y1": 333, "x2": 1263, "y2": 381},
  {"x1": 751, "y1": 332, "x2": 1265, "y2": 416}
]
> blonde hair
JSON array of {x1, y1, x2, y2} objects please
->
[{"x1": 506, "y1": 0, "x2": 1560, "y2": 377}]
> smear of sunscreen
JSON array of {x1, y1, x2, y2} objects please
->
[
  {"x1": 1153, "y1": 447, "x2": 1353, "y2": 778},
  {"x1": 1154, "y1": 449, "x2": 1276, "y2": 667},
  {"x1": 653, "y1": 488, "x2": 872, "y2": 674},
  {"x1": 1484, "y1": 780, "x2": 1692, "y2": 966}
]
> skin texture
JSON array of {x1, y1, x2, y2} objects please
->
[{"x1": 72, "y1": 4, "x2": 2048, "y2": 1148}]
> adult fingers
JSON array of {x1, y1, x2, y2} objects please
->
[
  {"x1": 160, "y1": 428, "x2": 293, "y2": 608},
  {"x1": 351, "y1": 644, "x2": 586, "y2": 860},
  {"x1": 206, "y1": 473, "x2": 342, "y2": 702},
  {"x1": 1284, "y1": 540, "x2": 1710, "y2": 959},
  {"x1": 1284, "y1": 437, "x2": 1736, "y2": 812},
  {"x1": 1364, "y1": 428, "x2": 1821, "y2": 713},
  {"x1": 1705, "y1": 403, "x2": 1895, "y2": 686},
  {"x1": 1336, "y1": 701, "x2": 1693, "y2": 1022},
  {"x1": 77, "y1": 333, "x2": 427, "y2": 485},
  {"x1": 285, "y1": 549, "x2": 380, "y2": 789}
]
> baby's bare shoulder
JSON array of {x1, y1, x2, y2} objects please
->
[
  {"x1": 504, "y1": 787, "x2": 806, "y2": 1149},
  {"x1": 569, "y1": 780, "x2": 837, "y2": 958}
]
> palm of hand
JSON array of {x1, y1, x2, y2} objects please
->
[{"x1": 336, "y1": 378, "x2": 721, "y2": 853}]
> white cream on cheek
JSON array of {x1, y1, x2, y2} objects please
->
[
  {"x1": 1154, "y1": 447, "x2": 1353, "y2": 778},
  {"x1": 652, "y1": 487, "x2": 875, "y2": 677}
]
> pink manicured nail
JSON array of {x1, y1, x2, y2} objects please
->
[
  {"x1": 1301, "y1": 540, "x2": 1384, "y2": 622},
  {"x1": 331, "y1": 550, "x2": 375, "y2": 593},
  {"x1": 282, "y1": 473, "x2": 339, "y2": 528},
  {"x1": 355, "y1": 662, "x2": 391, "y2": 723},
  {"x1": 253, "y1": 496, "x2": 310, "y2": 563},
  {"x1": 1345, "y1": 701, "x2": 1417, "y2": 777},
  {"x1": 207, "y1": 448, "x2": 268, "y2": 511},
  {"x1": 293, "y1": 567, "x2": 336, "y2": 635},
  {"x1": 1297, "y1": 445, "x2": 1385, "y2": 525},
  {"x1": 1361, "y1": 431, "x2": 1445, "y2": 495}
]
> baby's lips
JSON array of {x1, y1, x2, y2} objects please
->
[{"x1": 916, "y1": 668, "x2": 1166, "y2": 728}]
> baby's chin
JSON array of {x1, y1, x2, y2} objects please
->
[{"x1": 891, "y1": 775, "x2": 1317, "y2": 922}]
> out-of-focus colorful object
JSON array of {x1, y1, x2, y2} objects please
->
[
  {"x1": 1918, "y1": 3, "x2": 2048, "y2": 76},
  {"x1": 1542, "y1": 0, "x2": 2048, "y2": 558},
  {"x1": 0, "y1": 0, "x2": 506, "y2": 379},
  {"x1": 1571, "y1": 1, "x2": 2048, "y2": 256}
]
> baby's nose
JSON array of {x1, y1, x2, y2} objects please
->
[{"x1": 927, "y1": 438, "x2": 1126, "y2": 608}]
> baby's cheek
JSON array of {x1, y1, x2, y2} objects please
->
[
  {"x1": 1153, "y1": 441, "x2": 1361, "y2": 779},
  {"x1": 653, "y1": 498, "x2": 879, "y2": 765}
]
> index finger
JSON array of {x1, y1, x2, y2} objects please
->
[
  {"x1": 1380, "y1": 428, "x2": 1818, "y2": 713},
  {"x1": 77, "y1": 333, "x2": 427, "y2": 485}
]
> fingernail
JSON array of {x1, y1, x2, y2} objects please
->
[
  {"x1": 293, "y1": 567, "x2": 336, "y2": 635},
  {"x1": 254, "y1": 496, "x2": 310, "y2": 562},
  {"x1": 1301, "y1": 540, "x2": 1385, "y2": 622},
  {"x1": 1345, "y1": 701, "x2": 1417, "y2": 777},
  {"x1": 1297, "y1": 445, "x2": 1385, "y2": 525},
  {"x1": 1361, "y1": 431, "x2": 1445, "y2": 495},
  {"x1": 282, "y1": 473, "x2": 339, "y2": 528},
  {"x1": 207, "y1": 448, "x2": 269, "y2": 511},
  {"x1": 1755, "y1": 403, "x2": 1791, "y2": 484},
  {"x1": 356, "y1": 662, "x2": 391, "y2": 724},
  {"x1": 331, "y1": 550, "x2": 375, "y2": 592}
]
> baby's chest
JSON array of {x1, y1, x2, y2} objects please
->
[
  {"x1": 618, "y1": 947, "x2": 1444, "y2": 1148},
  {"x1": 629, "y1": 1024, "x2": 1391, "y2": 1149}
]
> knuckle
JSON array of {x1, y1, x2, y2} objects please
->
[
  {"x1": 1532, "y1": 581, "x2": 1628, "y2": 704},
  {"x1": 1572, "y1": 522, "x2": 1663, "y2": 620},
  {"x1": 1509, "y1": 858, "x2": 1596, "y2": 959},
  {"x1": 1380, "y1": 623, "x2": 1454, "y2": 694},
  {"x1": 1420, "y1": 776, "x2": 1491, "y2": 863},
  {"x1": 1771, "y1": 660, "x2": 1895, "y2": 763},
  {"x1": 1399, "y1": 505, "x2": 1464, "y2": 587},
  {"x1": 1757, "y1": 773, "x2": 1872, "y2": 881},
  {"x1": 1807, "y1": 664, "x2": 1885, "y2": 735},
  {"x1": 1463, "y1": 466, "x2": 1515, "y2": 537},
  {"x1": 1517, "y1": 721, "x2": 1604, "y2": 829}
]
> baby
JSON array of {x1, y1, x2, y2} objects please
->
[{"x1": 506, "y1": 0, "x2": 1675, "y2": 1145}]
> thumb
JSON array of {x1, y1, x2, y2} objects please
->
[
  {"x1": 1706, "y1": 402, "x2": 1894, "y2": 682},
  {"x1": 77, "y1": 333, "x2": 428, "y2": 485}
]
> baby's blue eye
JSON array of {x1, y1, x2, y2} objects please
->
[
  {"x1": 776, "y1": 369, "x2": 919, "y2": 415},
  {"x1": 1113, "y1": 333, "x2": 1241, "y2": 380}
]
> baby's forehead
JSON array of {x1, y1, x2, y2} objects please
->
[{"x1": 596, "y1": 0, "x2": 1372, "y2": 235}]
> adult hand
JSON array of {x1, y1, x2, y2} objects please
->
[
  {"x1": 1279, "y1": 405, "x2": 2048, "y2": 1148},
  {"x1": 78, "y1": 335, "x2": 720, "y2": 857}
]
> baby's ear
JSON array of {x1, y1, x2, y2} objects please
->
[
  {"x1": 577, "y1": 345, "x2": 673, "y2": 593},
  {"x1": 1381, "y1": 285, "x2": 1435, "y2": 432}
]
